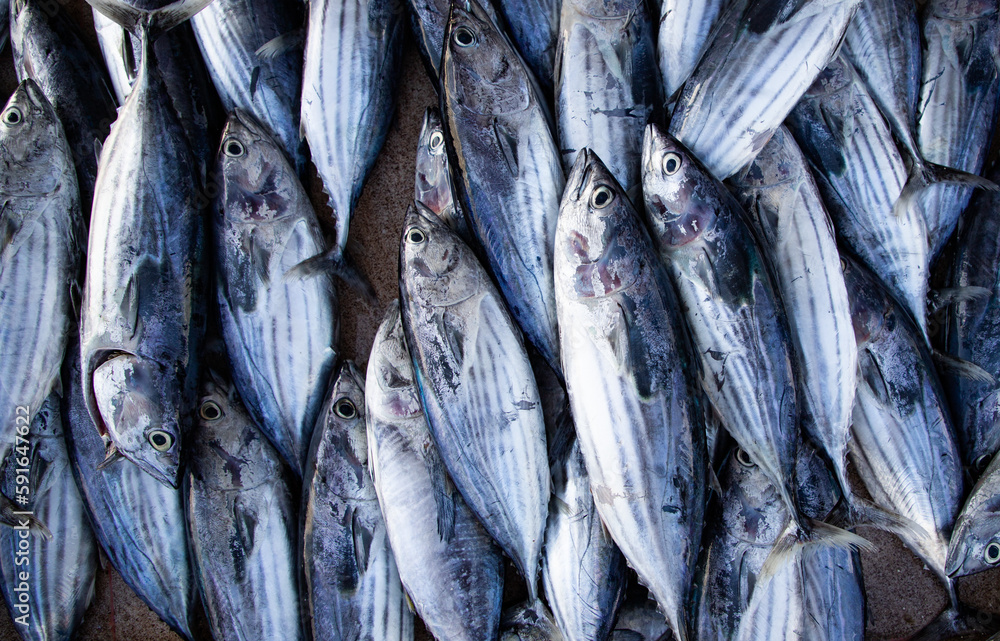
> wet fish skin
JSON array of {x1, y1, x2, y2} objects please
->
[
  {"x1": 785, "y1": 54, "x2": 930, "y2": 334},
  {"x1": 668, "y1": 0, "x2": 859, "y2": 180},
  {"x1": 302, "y1": 360, "x2": 412, "y2": 641},
  {"x1": 191, "y1": 0, "x2": 305, "y2": 172},
  {"x1": 441, "y1": 0, "x2": 564, "y2": 372},
  {"x1": 10, "y1": 0, "x2": 118, "y2": 220},
  {"x1": 609, "y1": 599, "x2": 670, "y2": 641},
  {"x1": 399, "y1": 202, "x2": 549, "y2": 600},
  {"x1": 657, "y1": 0, "x2": 729, "y2": 101},
  {"x1": 556, "y1": 149, "x2": 705, "y2": 641},
  {"x1": 186, "y1": 365, "x2": 304, "y2": 641},
  {"x1": 0, "y1": 79, "x2": 81, "y2": 464},
  {"x1": 496, "y1": 0, "x2": 560, "y2": 95},
  {"x1": 300, "y1": 0, "x2": 402, "y2": 254},
  {"x1": 556, "y1": 0, "x2": 661, "y2": 202},
  {"x1": 0, "y1": 392, "x2": 98, "y2": 641},
  {"x1": 946, "y1": 452, "x2": 1000, "y2": 578},
  {"x1": 415, "y1": 106, "x2": 471, "y2": 241},
  {"x1": 214, "y1": 109, "x2": 338, "y2": 477},
  {"x1": 501, "y1": 601, "x2": 565, "y2": 641},
  {"x1": 367, "y1": 302, "x2": 500, "y2": 641}
]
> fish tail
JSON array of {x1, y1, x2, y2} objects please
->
[
  {"x1": 85, "y1": 0, "x2": 214, "y2": 41},
  {"x1": 838, "y1": 494, "x2": 930, "y2": 543},
  {"x1": 893, "y1": 160, "x2": 999, "y2": 218},
  {"x1": 284, "y1": 246, "x2": 378, "y2": 306},
  {"x1": 0, "y1": 494, "x2": 52, "y2": 539},
  {"x1": 761, "y1": 518, "x2": 872, "y2": 581}
]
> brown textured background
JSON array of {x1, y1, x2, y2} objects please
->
[{"x1": 0, "y1": 1, "x2": 998, "y2": 639}]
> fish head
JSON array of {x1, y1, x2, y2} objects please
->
[
  {"x1": 946, "y1": 498, "x2": 1000, "y2": 578},
  {"x1": 719, "y1": 446, "x2": 787, "y2": 547},
  {"x1": 368, "y1": 302, "x2": 424, "y2": 422},
  {"x1": 556, "y1": 148, "x2": 643, "y2": 299},
  {"x1": 216, "y1": 110, "x2": 295, "y2": 226},
  {"x1": 0, "y1": 79, "x2": 67, "y2": 197},
  {"x1": 317, "y1": 360, "x2": 369, "y2": 475},
  {"x1": 414, "y1": 107, "x2": 453, "y2": 213},
  {"x1": 641, "y1": 124, "x2": 719, "y2": 248},
  {"x1": 92, "y1": 353, "x2": 182, "y2": 488},
  {"x1": 400, "y1": 202, "x2": 479, "y2": 307},
  {"x1": 928, "y1": 0, "x2": 996, "y2": 20},
  {"x1": 443, "y1": 0, "x2": 531, "y2": 115}
]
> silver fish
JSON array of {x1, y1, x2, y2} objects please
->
[
  {"x1": 214, "y1": 109, "x2": 338, "y2": 477},
  {"x1": 186, "y1": 364, "x2": 304, "y2": 641},
  {"x1": 501, "y1": 602, "x2": 565, "y2": 641},
  {"x1": 441, "y1": 0, "x2": 565, "y2": 372},
  {"x1": 80, "y1": 0, "x2": 211, "y2": 487},
  {"x1": 668, "y1": 0, "x2": 859, "y2": 180},
  {"x1": 191, "y1": 0, "x2": 305, "y2": 172},
  {"x1": 556, "y1": 0, "x2": 661, "y2": 202},
  {"x1": 399, "y1": 203, "x2": 549, "y2": 600},
  {"x1": 414, "y1": 106, "x2": 470, "y2": 240},
  {"x1": 92, "y1": 8, "x2": 133, "y2": 105},
  {"x1": 302, "y1": 360, "x2": 411, "y2": 641},
  {"x1": 0, "y1": 392, "x2": 98, "y2": 641},
  {"x1": 367, "y1": 302, "x2": 500, "y2": 641},
  {"x1": 947, "y1": 452, "x2": 1000, "y2": 578},
  {"x1": 300, "y1": 0, "x2": 402, "y2": 256},
  {"x1": 496, "y1": 0, "x2": 560, "y2": 95},
  {"x1": 556, "y1": 149, "x2": 705, "y2": 641},
  {"x1": 657, "y1": 0, "x2": 729, "y2": 101},
  {"x1": 407, "y1": 0, "x2": 500, "y2": 84}
]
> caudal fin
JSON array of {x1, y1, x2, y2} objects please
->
[
  {"x1": 284, "y1": 246, "x2": 378, "y2": 306},
  {"x1": 761, "y1": 518, "x2": 873, "y2": 580},
  {"x1": 894, "y1": 161, "x2": 999, "y2": 218},
  {"x1": 86, "y1": 0, "x2": 215, "y2": 40}
]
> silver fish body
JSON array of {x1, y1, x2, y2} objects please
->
[
  {"x1": 785, "y1": 54, "x2": 929, "y2": 333},
  {"x1": 300, "y1": 0, "x2": 402, "y2": 253},
  {"x1": 497, "y1": 0, "x2": 560, "y2": 94},
  {"x1": 367, "y1": 302, "x2": 500, "y2": 641},
  {"x1": 0, "y1": 80, "x2": 80, "y2": 461},
  {"x1": 186, "y1": 366, "x2": 304, "y2": 641},
  {"x1": 441, "y1": 0, "x2": 564, "y2": 372},
  {"x1": 668, "y1": 0, "x2": 859, "y2": 180},
  {"x1": 302, "y1": 360, "x2": 411, "y2": 641},
  {"x1": 0, "y1": 393, "x2": 98, "y2": 641},
  {"x1": 415, "y1": 107, "x2": 471, "y2": 240},
  {"x1": 657, "y1": 0, "x2": 729, "y2": 100},
  {"x1": 556, "y1": 149, "x2": 705, "y2": 641},
  {"x1": 399, "y1": 203, "x2": 549, "y2": 600},
  {"x1": 946, "y1": 452, "x2": 1000, "y2": 578},
  {"x1": 732, "y1": 126, "x2": 857, "y2": 508},
  {"x1": 556, "y1": 0, "x2": 661, "y2": 201},
  {"x1": 214, "y1": 110, "x2": 338, "y2": 477}
]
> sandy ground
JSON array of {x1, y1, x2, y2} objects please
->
[{"x1": 0, "y1": 1, "x2": 997, "y2": 639}]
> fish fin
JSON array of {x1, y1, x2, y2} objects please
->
[
  {"x1": 247, "y1": 232, "x2": 271, "y2": 286},
  {"x1": 118, "y1": 272, "x2": 141, "y2": 341},
  {"x1": 232, "y1": 498, "x2": 258, "y2": 553},
  {"x1": 403, "y1": 590, "x2": 416, "y2": 614},
  {"x1": 493, "y1": 118, "x2": 519, "y2": 177},
  {"x1": 255, "y1": 31, "x2": 304, "y2": 60},
  {"x1": 760, "y1": 518, "x2": 872, "y2": 581},
  {"x1": 94, "y1": 138, "x2": 104, "y2": 166},
  {"x1": 932, "y1": 350, "x2": 997, "y2": 385},
  {"x1": 0, "y1": 494, "x2": 51, "y2": 540},
  {"x1": 431, "y1": 463, "x2": 457, "y2": 543},
  {"x1": 350, "y1": 507, "x2": 374, "y2": 571},
  {"x1": 284, "y1": 247, "x2": 377, "y2": 306},
  {"x1": 249, "y1": 66, "x2": 260, "y2": 100},
  {"x1": 89, "y1": 0, "x2": 214, "y2": 39},
  {"x1": 96, "y1": 442, "x2": 125, "y2": 470},
  {"x1": 831, "y1": 495, "x2": 930, "y2": 542},
  {"x1": 120, "y1": 27, "x2": 138, "y2": 80},
  {"x1": 894, "y1": 161, "x2": 999, "y2": 218},
  {"x1": 905, "y1": 605, "x2": 1000, "y2": 641},
  {"x1": 858, "y1": 349, "x2": 890, "y2": 405},
  {"x1": 0, "y1": 209, "x2": 15, "y2": 256},
  {"x1": 928, "y1": 286, "x2": 992, "y2": 313},
  {"x1": 707, "y1": 465, "x2": 723, "y2": 497}
]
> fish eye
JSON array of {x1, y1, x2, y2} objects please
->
[
  {"x1": 406, "y1": 227, "x2": 426, "y2": 244},
  {"x1": 200, "y1": 400, "x2": 223, "y2": 421},
  {"x1": 334, "y1": 398, "x2": 357, "y2": 419},
  {"x1": 223, "y1": 138, "x2": 245, "y2": 158},
  {"x1": 454, "y1": 26, "x2": 477, "y2": 47},
  {"x1": 591, "y1": 185, "x2": 614, "y2": 209},
  {"x1": 736, "y1": 448, "x2": 755, "y2": 468},
  {"x1": 662, "y1": 152, "x2": 682, "y2": 175},
  {"x1": 429, "y1": 131, "x2": 445, "y2": 151},
  {"x1": 3, "y1": 106, "x2": 23, "y2": 126},
  {"x1": 977, "y1": 611, "x2": 994, "y2": 625},
  {"x1": 839, "y1": 258, "x2": 847, "y2": 272},
  {"x1": 147, "y1": 430, "x2": 174, "y2": 452},
  {"x1": 975, "y1": 454, "x2": 991, "y2": 474},
  {"x1": 986, "y1": 541, "x2": 1000, "y2": 564}
]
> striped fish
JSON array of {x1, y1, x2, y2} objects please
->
[
  {"x1": 92, "y1": 9, "x2": 133, "y2": 104},
  {"x1": 845, "y1": 255, "x2": 964, "y2": 594},
  {"x1": 785, "y1": 54, "x2": 930, "y2": 335},
  {"x1": 80, "y1": 0, "x2": 211, "y2": 488},
  {"x1": 63, "y1": 339, "x2": 197, "y2": 640},
  {"x1": 556, "y1": 149, "x2": 705, "y2": 641},
  {"x1": 657, "y1": 0, "x2": 731, "y2": 101},
  {"x1": 299, "y1": 0, "x2": 402, "y2": 256},
  {"x1": 668, "y1": 0, "x2": 859, "y2": 180},
  {"x1": 414, "y1": 107, "x2": 471, "y2": 241},
  {"x1": 441, "y1": 0, "x2": 564, "y2": 372},
  {"x1": 0, "y1": 392, "x2": 98, "y2": 641},
  {"x1": 191, "y1": 0, "x2": 305, "y2": 172},
  {"x1": 947, "y1": 452, "x2": 1000, "y2": 579},
  {"x1": 367, "y1": 302, "x2": 500, "y2": 641},
  {"x1": 496, "y1": 0, "x2": 560, "y2": 95},
  {"x1": 214, "y1": 110, "x2": 338, "y2": 477},
  {"x1": 302, "y1": 360, "x2": 412, "y2": 641},
  {"x1": 731, "y1": 126, "x2": 858, "y2": 518},
  {"x1": 556, "y1": 0, "x2": 661, "y2": 202},
  {"x1": 399, "y1": 203, "x2": 549, "y2": 602},
  {"x1": 186, "y1": 363, "x2": 304, "y2": 641},
  {"x1": 0, "y1": 79, "x2": 80, "y2": 468}
]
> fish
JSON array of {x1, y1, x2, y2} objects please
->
[
  {"x1": 555, "y1": 149, "x2": 705, "y2": 641},
  {"x1": 440, "y1": 0, "x2": 565, "y2": 373},
  {"x1": 213, "y1": 109, "x2": 338, "y2": 477},
  {"x1": 406, "y1": 0, "x2": 500, "y2": 85},
  {"x1": 186, "y1": 362, "x2": 304, "y2": 641},
  {"x1": 62, "y1": 338, "x2": 197, "y2": 640},
  {"x1": 414, "y1": 106, "x2": 471, "y2": 241},
  {"x1": 299, "y1": 0, "x2": 402, "y2": 259},
  {"x1": 495, "y1": 0, "x2": 560, "y2": 95},
  {"x1": 80, "y1": 0, "x2": 211, "y2": 487},
  {"x1": 301, "y1": 360, "x2": 412, "y2": 641},
  {"x1": 501, "y1": 602, "x2": 565, "y2": 641},
  {"x1": 657, "y1": 0, "x2": 730, "y2": 101},
  {"x1": 366, "y1": 302, "x2": 501, "y2": 641},
  {"x1": 668, "y1": 0, "x2": 859, "y2": 180},
  {"x1": 399, "y1": 202, "x2": 550, "y2": 600},
  {"x1": 190, "y1": 0, "x2": 305, "y2": 172},
  {"x1": 609, "y1": 598, "x2": 670, "y2": 641},
  {"x1": 785, "y1": 53, "x2": 930, "y2": 334},
  {"x1": 92, "y1": 8, "x2": 133, "y2": 105},
  {"x1": 0, "y1": 392, "x2": 99, "y2": 641},
  {"x1": 10, "y1": 0, "x2": 118, "y2": 219},
  {"x1": 947, "y1": 451, "x2": 1000, "y2": 579},
  {"x1": 556, "y1": 0, "x2": 661, "y2": 202}
]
